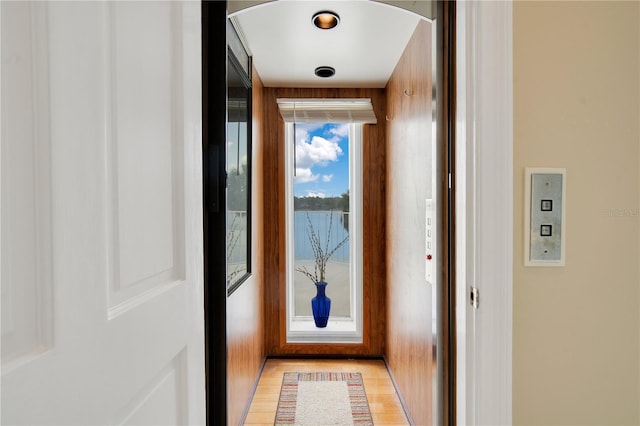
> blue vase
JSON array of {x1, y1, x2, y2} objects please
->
[{"x1": 311, "y1": 282, "x2": 331, "y2": 328}]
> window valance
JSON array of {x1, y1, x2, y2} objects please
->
[{"x1": 276, "y1": 98, "x2": 377, "y2": 124}]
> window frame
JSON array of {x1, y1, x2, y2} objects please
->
[
  {"x1": 284, "y1": 122, "x2": 363, "y2": 343},
  {"x1": 225, "y1": 41, "x2": 252, "y2": 295}
]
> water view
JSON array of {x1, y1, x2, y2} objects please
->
[{"x1": 293, "y1": 210, "x2": 350, "y2": 317}]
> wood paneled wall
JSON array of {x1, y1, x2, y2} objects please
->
[
  {"x1": 385, "y1": 20, "x2": 434, "y2": 425},
  {"x1": 227, "y1": 67, "x2": 265, "y2": 425},
  {"x1": 262, "y1": 87, "x2": 386, "y2": 355}
]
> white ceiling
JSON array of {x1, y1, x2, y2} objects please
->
[{"x1": 230, "y1": 1, "x2": 424, "y2": 88}]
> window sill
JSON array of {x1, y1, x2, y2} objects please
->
[{"x1": 287, "y1": 317, "x2": 362, "y2": 344}]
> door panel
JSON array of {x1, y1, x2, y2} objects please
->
[
  {"x1": 107, "y1": 1, "x2": 186, "y2": 313},
  {"x1": 1, "y1": 0, "x2": 53, "y2": 366},
  {"x1": 1, "y1": 2, "x2": 204, "y2": 424}
]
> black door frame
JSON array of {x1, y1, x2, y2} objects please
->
[
  {"x1": 437, "y1": 1, "x2": 457, "y2": 424},
  {"x1": 202, "y1": 1, "x2": 228, "y2": 424}
]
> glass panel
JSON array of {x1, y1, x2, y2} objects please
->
[
  {"x1": 292, "y1": 123, "x2": 351, "y2": 317},
  {"x1": 226, "y1": 56, "x2": 251, "y2": 292}
]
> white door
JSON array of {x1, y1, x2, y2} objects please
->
[{"x1": 1, "y1": 1, "x2": 205, "y2": 424}]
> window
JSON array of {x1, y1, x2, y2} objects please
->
[
  {"x1": 277, "y1": 98, "x2": 375, "y2": 343},
  {"x1": 285, "y1": 122, "x2": 363, "y2": 343},
  {"x1": 226, "y1": 22, "x2": 251, "y2": 294}
]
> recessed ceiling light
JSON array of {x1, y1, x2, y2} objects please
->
[
  {"x1": 315, "y1": 66, "x2": 335, "y2": 78},
  {"x1": 312, "y1": 11, "x2": 340, "y2": 30}
]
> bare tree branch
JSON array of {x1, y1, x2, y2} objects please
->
[{"x1": 295, "y1": 211, "x2": 349, "y2": 285}]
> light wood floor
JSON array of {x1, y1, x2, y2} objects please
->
[{"x1": 243, "y1": 358, "x2": 409, "y2": 425}]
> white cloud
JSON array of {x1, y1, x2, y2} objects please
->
[
  {"x1": 295, "y1": 135, "x2": 343, "y2": 169},
  {"x1": 294, "y1": 168, "x2": 317, "y2": 184},
  {"x1": 306, "y1": 191, "x2": 326, "y2": 198},
  {"x1": 322, "y1": 174, "x2": 333, "y2": 182},
  {"x1": 296, "y1": 123, "x2": 348, "y2": 146},
  {"x1": 295, "y1": 127, "x2": 310, "y2": 145},
  {"x1": 328, "y1": 124, "x2": 349, "y2": 140},
  {"x1": 295, "y1": 123, "x2": 323, "y2": 146}
]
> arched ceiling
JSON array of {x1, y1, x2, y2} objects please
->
[
  {"x1": 229, "y1": 0, "x2": 433, "y2": 88},
  {"x1": 228, "y1": 1, "x2": 434, "y2": 20}
]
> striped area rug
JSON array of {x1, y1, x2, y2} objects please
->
[{"x1": 274, "y1": 372, "x2": 373, "y2": 426}]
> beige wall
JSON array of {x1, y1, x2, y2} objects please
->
[{"x1": 514, "y1": 1, "x2": 639, "y2": 424}]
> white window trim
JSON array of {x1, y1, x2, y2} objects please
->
[
  {"x1": 457, "y1": 1, "x2": 513, "y2": 425},
  {"x1": 285, "y1": 123, "x2": 363, "y2": 344}
]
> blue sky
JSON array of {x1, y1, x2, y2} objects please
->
[{"x1": 294, "y1": 123, "x2": 349, "y2": 198}]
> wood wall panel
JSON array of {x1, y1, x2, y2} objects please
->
[
  {"x1": 385, "y1": 20, "x2": 434, "y2": 425},
  {"x1": 227, "y1": 67, "x2": 265, "y2": 426},
  {"x1": 262, "y1": 87, "x2": 386, "y2": 355}
]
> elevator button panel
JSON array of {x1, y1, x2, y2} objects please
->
[
  {"x1": 525, "y1": 168, "x2": 566, "y2": 266},
  {"x1": 425, "y1": 198, "x2": 435, "y2": 283}
]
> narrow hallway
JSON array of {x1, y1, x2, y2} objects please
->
[
  {"x1": 244, "y1": 359, "x2": 409, "y2": 425},
  {"x1": 223, "y1": 3, "x2": 438, "y2": 424}
]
